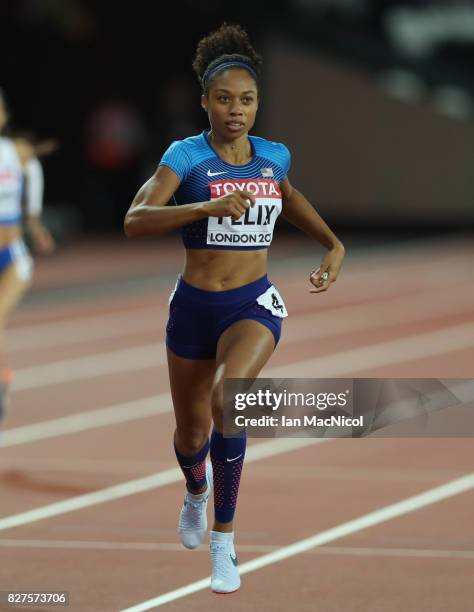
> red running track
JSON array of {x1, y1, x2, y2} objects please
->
[{"x1": 0, "y1": 234, "x2": 473, "y2": 611}]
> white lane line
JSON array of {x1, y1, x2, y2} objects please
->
[
  {"x1": 283, "y1": 286, "x2": 474, "y2": 342},
  {"x1": 0, "y1": 539, "x2": 472, "y2": 560},
  {"x1": 0, "y1": 456, "x2": 462, "y2": 482},
  {"x1": 0, "y1": 393, "x2": 172, "y2": 447},
  {"x1": 314, "y1": 546, "x2": 474, "y2": 560},
  {"x1": 7, "y1": 307, "x2": 162, "y2": 353},
  {"x1": 270, "y1": 321, "x2": 474, "y2": 377},
  {"x1": 9, "y1": 263, "x2": 472, "y2": 356},
  {"x1": 0, "y1": 539, "x2": 279, "y2": 553},
  {"x1": 121, "y1": 473, "x2": 474, "y2": 611},
  {"x1": 0, "y1": 438, "x2": 324, "y2": 531},
  {"x1": 0, "y1": 456, "x2": 169, "y2": 476},
  {"x1": 11, "y1": 291, "x2": 474, "y2": 393},
  {"x1": 12, "y1": 344, "x2": 166, "y2": 392},
  {"x1": 4, "y1": 330, "x2": 474, "y2": 447},
  {"x1": 7, "y1": 246, "x2": 472, "y2": 359}
]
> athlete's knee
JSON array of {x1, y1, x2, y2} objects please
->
[
  {"x1": 175, "y1": 426, "x2": 209, "y2": 456},
  {"x1": 211, "y1": 381, "x2": 224, "y2": 417}
]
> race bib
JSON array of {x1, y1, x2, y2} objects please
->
[
  {"x1": 207, "y1": 179, "x2": 282, "y2": 247},
  {"x1": 256, "y1": 285, "x2": 288, "y2": 318}
]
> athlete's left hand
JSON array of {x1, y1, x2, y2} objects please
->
[
  {"x1": 309, "y1": 244, "x2": 345, "y2": 293},
  {"x1": 30, "y1": 225, "x2": 55, "y2": 255}
]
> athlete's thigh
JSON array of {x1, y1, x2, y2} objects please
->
[
  {"x1": 215, "y1": 319, "x2": 275, "y2": 379},
  {"x1": 166, "y1": 346, "x2": 216, "y2": 433},
  {"x1": 212, "y1": 320, "x2": 275, "y2": 429},
  {"x1": 0, "y1": 264, "x2": 30, "y2": 319}
]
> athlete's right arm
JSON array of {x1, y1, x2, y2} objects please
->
[{"x1": 124, "y1": 166, "x2": 255, "y2": 238}]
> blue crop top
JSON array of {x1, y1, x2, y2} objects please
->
[{"x1": 158, "y1": 130, "x2": 291, "y2": 250}]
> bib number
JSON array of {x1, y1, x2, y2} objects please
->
[{"x1": 256, "y1": 286, "x2": 288, "y2": 318}]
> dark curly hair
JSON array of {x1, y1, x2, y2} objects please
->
[{"x1": 192, "y1": 23, "x2": 262, "y2": 94}]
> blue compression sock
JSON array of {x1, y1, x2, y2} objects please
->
[
  {"x1": 174, "y1": 437, "x2": 210, "y2": 492},
  {"x1": 210, "y1": 429, "x2": 247, "y2": 523}
]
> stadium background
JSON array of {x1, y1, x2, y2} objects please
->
[{"x1": 2, "y1": 0, "x2": 473, "y2": 237}]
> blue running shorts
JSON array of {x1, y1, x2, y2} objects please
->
[
  {"x1": 0, "y1": 240, "x2": 33, "y2": 281},
  {"x1": 166, "y1": 274, "x2": 288, "y2": 360}
]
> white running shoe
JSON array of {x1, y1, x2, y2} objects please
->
[
  {"x1": 210, "y1": 531, "x2": 241, "y2": 594},
  {"x1": 178, "y1": 462, "x2": 212, "y2": 549}
]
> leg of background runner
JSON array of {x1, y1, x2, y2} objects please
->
[{"x1": 0, "y1": 263, "x2": 30, "y2": 420}]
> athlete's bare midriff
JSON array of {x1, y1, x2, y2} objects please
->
[
  {"x1": 183, "y1": 247, "x2": 268, "y2": 291},
  {"x1": 0, "y1": 225, "x2": 21, "y2": 249}
]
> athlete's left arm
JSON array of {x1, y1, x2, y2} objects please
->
[
  {"x1": 22, "y1": 154, "x2": 55, "y2": 255},
  {"x1": 280, "y1": 177, "x2": 345, "y2": 293},
  {"x1": 12, "y1": 138, "x2": 55, "y2": 254}
]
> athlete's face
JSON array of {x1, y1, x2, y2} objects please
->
[{"x1": 202, "y1": 68, "x2": 258, "y2": 139}]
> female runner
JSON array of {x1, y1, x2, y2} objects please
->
[
  {"x1": 0, "y1": 88, "x2": 55, "y2": 421},
  {"x1": 124, "y1": 24, "x2": 345, "y2": 593}
]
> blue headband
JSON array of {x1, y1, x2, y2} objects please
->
[{"x1": 202, "y1": 61, "x2": 257, "y2": 87}]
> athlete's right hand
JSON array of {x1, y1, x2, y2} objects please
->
[{"x1": 203, "y1": 190, "x2": 256, "y2": 221}]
